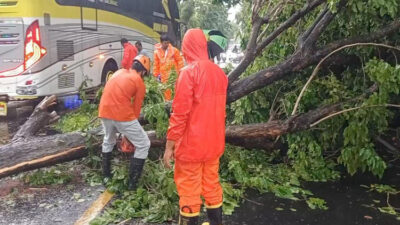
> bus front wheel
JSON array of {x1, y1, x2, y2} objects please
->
[{"x1": 101, "y1": 60, "x2": 118, "y2": 84}]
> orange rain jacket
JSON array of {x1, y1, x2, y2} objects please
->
[
  {"x1": 153, "y1": 43, "x2": 184, "y2": 82},
  {"x1": 121, "y1": 42, "x2": 138, "y2": 70},
  {"x1": 167, "y1": 28, "x2": 228, "y2": 162},
  {"x1": 98, "y1": 69, "x2": 145, "y2": 121}
]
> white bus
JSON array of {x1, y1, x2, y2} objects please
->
[{"x1": 0, "y1": 0, "x2": 180, "y2": 103}]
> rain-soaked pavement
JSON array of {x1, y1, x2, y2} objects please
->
[
  {"x1": 227, "y1": 166, "x2": 400, "y2": 225},
  {"x1": 0, "y1": 167, "x2": 105, "y2": 225}
]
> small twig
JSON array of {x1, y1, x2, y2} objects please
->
[
  {"x1": 292, "y1": 43, "x2": 400, "y2": 116},
  {"x1": 244, "y1": 197, "x2": 264, "y2": 206},
  {"x1": 386, "y1": 193, "x2": 400, "y2": 211},
  {"x1": 392, "y1": 50, "x2": 398, "y2": 65},
  {"x1": 258, "y1": 1, "x2": 287, "y2": 42},
  {"x1": 324, "y1": 148, "x2": 341, "y2": 159},
  {"x1": 28, "y1": 187, "x2": 48, "y2": 191},
  {"x1": 375, "y1": 136, "x2": 400, "y2": 156},
  {"x1": 268, "y1": 86, "x2": 284, "y2": 122},
  {"x1": 84, "y1": 117, "x2": 99, "y2": 128},
  {"x1": 310, "y1": 104, "x2": 400, "y2": 127},
  {"x1": 117, "y1": 218, "x2": 131, "y2": 225}
]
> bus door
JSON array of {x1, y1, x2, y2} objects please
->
[{"x1": 80, "y1": 0, "x2": 97, "y2": 31}]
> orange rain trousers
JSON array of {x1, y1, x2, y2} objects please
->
[{"x1": 174, "y1": 158, "x2": 223, "y2": 214}]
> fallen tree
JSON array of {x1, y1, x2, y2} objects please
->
[
  {"x1": 0, "y1": 92, "x2": 368, "y2": 178},
  {"x1": 1, "y1": 0, "x2": 400, "y2": 179}
]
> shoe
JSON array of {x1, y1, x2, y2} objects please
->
[
  {"x1": 204, "y1": 206, "x2": 222, "y2": 225},
  {"x1": 178, "y1": 214, "x2": 199, "y2": 225},
  {"x1": 128, "y1": 157, "x2": 145, "y2": 190}
]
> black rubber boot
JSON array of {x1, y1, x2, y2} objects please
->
[
  {"x1": 102, "y1": 152, "x2": 112, "y2": 179},
  {"x1": 205, "y1": 206, "x2": 222, "y2": 225},
  {"x1": 178, "y1": 214, "x2": 199, "y2": 225},
  {"x1": 128, "y1": 157, "x2": 145, "y2": 190}
]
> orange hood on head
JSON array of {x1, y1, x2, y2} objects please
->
[{"x1": 182, "y1": 28, "x2": 209, "y2": 63}]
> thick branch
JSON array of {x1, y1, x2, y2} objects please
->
[
  {"x1": 227, "y1": 19, "x2": 400, "y2": 103},
  {"x1": 300, "y1": 0, "x2": 347, "y2": 49},
  {"x1": 255, "y1": 0, "x2": 326, "y2": 55},
  {"x1": 299, "y1": 7, "x2": 329, "y2": 46},
  {"x1": 299, "y1": 7, "x2": 336, "y2": 49},
  {"x1": 228, "y1": 0, "x2": 326, "y2": 85},
  {"x1": 315, "y1": 19, "x2": 400, "y2": 58},
  {"x1": 310, "y1": 104, "x2": 400, "y2": 127},
  {"x1": 12, "y1": 95, "x2": 59, "y2": 142},
  {"x1": 292, "y1": 43, "x2": 400, "y2": 115}
]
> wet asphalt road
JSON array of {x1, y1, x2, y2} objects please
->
[{"x1": 0, "y1": 176, "x2": 105, "y2": 225}]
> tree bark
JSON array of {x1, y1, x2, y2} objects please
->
[
  {"x1": 228, "y1": 0, "x2": 326, "y2": 85},
  {"x1": 227, "y1": 19, "x2": 400, "y2": 103},
  {"x1": 0, "y1": 131, "x2": 165, "y2": 178},
  {"x1": 12, "y1": 95, "x2": 59, "y2": 142}
]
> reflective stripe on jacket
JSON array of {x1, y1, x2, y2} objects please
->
[
  {"x1": 153, "y1": 43, "x2": 184, "y2": 82},
  {"x1": 167, "y1": 29, "x2": 228, "y2": 162}
]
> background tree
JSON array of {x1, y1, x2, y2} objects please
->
[
  {"x1": 217, "y1": 0, "x2": 400, "y2": 178},
  {"x1": 178, "y1": 0, "x2": 234, "y2": 37}
]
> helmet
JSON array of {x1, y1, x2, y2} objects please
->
[{"x1": 133, "y1": 54, "x2": 150, "y2": 74}]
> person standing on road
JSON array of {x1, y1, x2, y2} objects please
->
[
  {"x1": 153, "y1": 34, "x2": 184, "y2": 101},
  {"x1": 121, "y1": 38, "x2": 138, "y2": 70},
  {"x1": 163, "y1": 29, "x2": 228, "y2": 225},
  {"x1": 99, "y1": 55, "x2": 151, "y2": 190}
]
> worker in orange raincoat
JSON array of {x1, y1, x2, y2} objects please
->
[
  {"x1": 121, "y1": 38, "x2": 138, "y2": 70},
  {"x1": 99, "y1": 55, "x2": 151, "y2": 190},
  {"x1": 163, "y1": 29, "x2": 228, "y2": 225},
  {"x1": 153, "y1": 34, "x2": 184, "y2": 101}
]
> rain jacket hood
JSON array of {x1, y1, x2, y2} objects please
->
[{"x1": 181, "y1": 28, "x2": 209, "y2": 63}]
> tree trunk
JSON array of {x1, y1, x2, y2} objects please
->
[
  {"x1": 12, "y1": 95, "x2": 59, "y2": 142},
  {"x1": 0, "y1": 131, "x2": 165, "y2": 178}
]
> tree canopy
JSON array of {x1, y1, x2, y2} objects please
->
[{"x1": 178, "y1": 0, "x2": 234, "y2": 37}]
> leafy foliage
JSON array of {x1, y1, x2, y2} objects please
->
[
  {"x1": 54, "y1": 86, "x2": 101, "y2": 133},
  {"x1": 90, "y1": 160, "x2": 179, "y2": 224},
  {"x1": 54, "y1": 101, "x2": 99, "y2": 133},
  {"x1": 142, "y1": 71, "x2": 177, "y2": 137},
  {"x1": 362, "y1": 184, "x2": 400, "y2": 219},
  {"x1": 23, "y1": 166, "x2": 73, "y2": 186},
  {"x1": 91, "y1": 145, "x2": 331, "y2": 224},
  {"x1": 230, "y1": 0, "x2": 400, "y2": 179},
  {"x1": 306, "y1": 197, "x2": 328, "y2": 210}
]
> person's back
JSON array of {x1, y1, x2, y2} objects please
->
[
  {"x1": 168, "y1": 29, "x2": 227, "y2": 162},
  {"x1": 171, "y1": 60, "x2": 227, "y2": 162},
  {"x1": 99, "y1": 55, "x2": 151, "y2": 191},
  {"x1": 121, "y1": 39, "x2": 138, "y2": 70},
  {"x1": 99, "y1": 69, "x2": 145, "y2": 121},
  {"x1": 164, "y1": 28, "x2": 228, "y2": 225}
]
